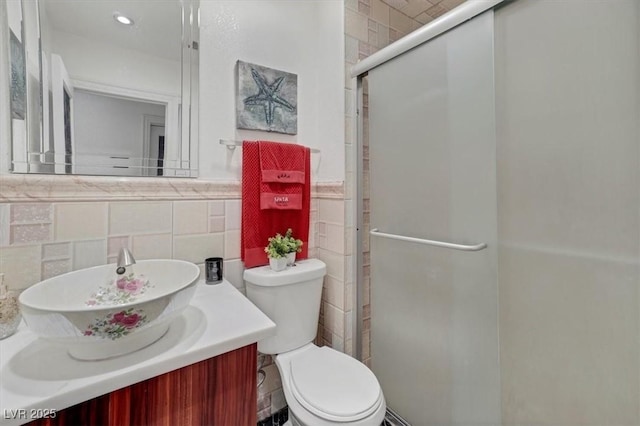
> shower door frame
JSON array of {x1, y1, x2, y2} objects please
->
[{"x1": 352, "y1": 0, "x2": 506, "y2": 363}]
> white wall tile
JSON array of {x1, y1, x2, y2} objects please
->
[
  {"x1": 344, "y1": 282, "x2": 354, "y2": 316},
  {"x1": 324, "y1": 275, "x2": 345, "y2": 310},
  {"x1": 173, "y1": 233, "x2": 223, "y2": 264},
  {"x1": 324, "y1": 301, "x2": 345, "y2": 338},
  {"x1": 10, "y1": 224, "x2": 51, "y2": 245},
  {"x1": 345, "y1": 227, "x2": 353, "y2": 256},
  {"x1": 55, "y1": 203, "x2": 108, "y2": 241},
  {"x1": 208, "y1": 201, "x2": 225, "y2": 216},
  {"x1": 209, "y1": 216, "x2": 225, "y2": 233},
  {"x1": 325, "y1": 223, "x2": 345, "y2": 254},
  {"x1": 173, "y1": 201, "x2": 208, "y2": 235},
  {"x1": 332, "y1": 333, "x2": 345, "y2": 352},
  {"x1": 42, "y1": 242, "x2": 71, "y2": 260},
  {"x1": 344, "y1": 199, "x2": 353, "y2": 227},
  {"x1": 132, "y1": 233, "x2": 172, "y2": 260},
  {"x1": 344, "y1": 254, "x2": 353, "y2": 285},
  {"x1": 225, "y1": 200, "x2": 241, "y2": 230},
  {"x1": 345, "y1": 338, "x2": 353, "y2": 357},
  {"x1": 0, "y1": 245, "x2": 42, "y2": 290},
  {"x1": 0, "y1": 205, "x2": 9, "y2": 247},
  {"x1": 224, "y1": 259, "x2": 245, "y2": 290},
  {"x1": 109, "y1": 202, "x2": 172, "y2": 235},
  {"x1": 224, "y1": 229, "x2": 241, "y2": 259},
  {"x1": 107, "y1": 236, "x2": 130, "y2": 256},
  {"x1": 73, "y1": 240, "x2": 107, "y2": 270},
  {"x1": 319, "y1": 248, "x2": 345, "y2": 280},
  {"x1": 10, "y1": 204, "x2": 52, "y2": 223},
  {"x1": 42, "y1": 259, "x2": 72, "y2": 279},
  {"x1": 318, "y1": 199, "x2": 345, "y2": 224}
]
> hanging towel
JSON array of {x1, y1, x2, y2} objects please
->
[
  {"x1": 259, "y1": 141, "x2": 305, "y2": 210},
  {"x1": 259, "y1": 141, "x2": 306, "y2": 183},
  {"x1": 242, "y1": 141, "x2": 310, "y2": 268}
]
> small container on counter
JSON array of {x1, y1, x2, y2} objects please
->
[{"x1": 205, "y1": 257, "x2": 224, "y2": 284}]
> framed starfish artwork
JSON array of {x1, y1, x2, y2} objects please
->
[{"x1": 236, "y1": 60, "x2": 297, "y2": 135}]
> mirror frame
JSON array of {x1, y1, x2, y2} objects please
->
[{"x1": 5, "y1": 0, "x2": 199, "y2": 178}]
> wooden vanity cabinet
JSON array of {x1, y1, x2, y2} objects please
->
[{"x1": 27, "y1": 344, "x2": 257, "y2": 426}]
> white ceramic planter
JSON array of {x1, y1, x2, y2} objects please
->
[
  {"x1": 286, "y1": 252, "x2": 296, "y2": 266},
  {"x1": 269, "y1": 257, "x2": 288, "y2": 272}
]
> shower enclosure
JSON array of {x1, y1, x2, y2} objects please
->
[{"x1": 354, "y1": 1, "x2": 639, "y2": 425}]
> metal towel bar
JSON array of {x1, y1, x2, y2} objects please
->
[
  {"x1": 219, "y1": 139, "x2": 321, "y2": 153},
  {"x1": 369, "y1": 228, "x2": 487, "y2": 252}
]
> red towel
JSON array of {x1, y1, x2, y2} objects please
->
[
  {"x1": 259, "y1": 141, "x2": 305, "y2": 210},
  {"x1": 241, "y1": 141, "x2": 310, "y2": 268},
  {"x1": 259, "y1": 141, "x2": 306, "y2": 183}
]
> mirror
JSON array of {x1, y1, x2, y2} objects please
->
[{"x1": 6, "y1": 0, "x2": 199, "y2": 177}]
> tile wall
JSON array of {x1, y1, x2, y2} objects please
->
[{"x1": 0, "y1": 199, "x2": 264, "y2": 292}]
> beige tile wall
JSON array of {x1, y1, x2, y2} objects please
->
[{"x1": 0, "y1": 200, "x2": 252, "y2": 292}]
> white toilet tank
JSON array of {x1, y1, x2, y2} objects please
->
[{"x1": 244, "y1": 259, "x2": 326, "y2": 354}]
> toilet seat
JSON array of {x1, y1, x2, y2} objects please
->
[{"x1": 288, "y1": 346, "x2": 383, "y2": 422}]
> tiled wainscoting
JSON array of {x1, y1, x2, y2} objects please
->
[
  {"x1": 0, "y1": 175, "x2": 346, "y2": 422},
  {"x1": 0, "y1": 199, "x2": 247, "y2": 291}
]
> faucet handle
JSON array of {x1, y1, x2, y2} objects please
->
[{"x1": 117, "y1": 248, "x2": 136, "y2": 268}]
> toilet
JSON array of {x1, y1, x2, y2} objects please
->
[{"x1": 244, "y1": 259, "x2": 386, "y2": 426}]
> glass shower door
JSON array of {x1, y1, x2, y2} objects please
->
[
  {"x1": 494, "y1": 0, "x2": 640, "y2": 423},
  {"x1": 367, "y1": 11, "x2": 500, "y2": 425}
]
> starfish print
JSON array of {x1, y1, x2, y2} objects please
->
[{"x1": 244, "y1": 68, "x2": 295, "y2": 126}]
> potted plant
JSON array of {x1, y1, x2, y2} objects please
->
[
  {"x1": 284, "y1": 228, "x2": 303, "y2": 266},
  {"x1": 264, "y1": 233, "x2": 289, "y2": 272}
]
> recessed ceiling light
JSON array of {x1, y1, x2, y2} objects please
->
[{"x1": 113, "y1": 13, "x2": 134, "y2": 26}]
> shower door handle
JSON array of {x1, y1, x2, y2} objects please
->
[{"x1": 369, "y1": 228, "x2": 487, "y2": 251}]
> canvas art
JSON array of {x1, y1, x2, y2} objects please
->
[
  {"x1": 9, "y1": 31, "x2": 26, "y2": 119},
  {"x1": 236, "y1": 60, "x2": 297, "y2": 135}
]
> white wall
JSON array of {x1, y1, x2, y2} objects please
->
[{"x1": 198, "y1": 0, "x2": 345, "y2": 182}]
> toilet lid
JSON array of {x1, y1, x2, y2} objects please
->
[{"x1": 289, "y1": 346, "x2": 382, "y2": 422}]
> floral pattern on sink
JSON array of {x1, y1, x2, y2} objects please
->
[
  {"x1": 83, "y1": 308, "x2": 148, "y2": 340},
  {"x1": 85, "y1": 273, "x2": 153, "y2": 306}
]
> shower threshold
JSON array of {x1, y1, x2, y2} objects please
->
[{"x1": 383, "y1": 408, "x2": 411, "y2": 426}]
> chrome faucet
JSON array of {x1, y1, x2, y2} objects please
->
[{"x1": 116, "y1": 248, "x2": 136, "y2": 275}]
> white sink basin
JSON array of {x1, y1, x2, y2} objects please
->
[{"x1": 19, "y1": 259, "x2": 200, "y2": 360}]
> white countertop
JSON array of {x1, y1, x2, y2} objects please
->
[{"x1": 0, "y1": 280, "x2": 275, "y2": 426}]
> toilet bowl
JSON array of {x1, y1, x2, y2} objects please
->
[
  {"x1": 277, "y1": 344, "x2": 386, "y2": 426},
  {"x1": 244, "y1": 259, "x2": 385, "y2": 426}
]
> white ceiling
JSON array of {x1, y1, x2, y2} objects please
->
[{"x1": 42, "y1": 0, "x2": 183, "y2": 61}]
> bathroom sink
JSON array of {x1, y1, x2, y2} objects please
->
[{"x1": 19, "y1": 259, "x2": 200, "y2": 360}]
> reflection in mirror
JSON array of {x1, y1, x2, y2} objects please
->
[{"x1": 6, "y1": 0, "x2": 199, "y2": 177}]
